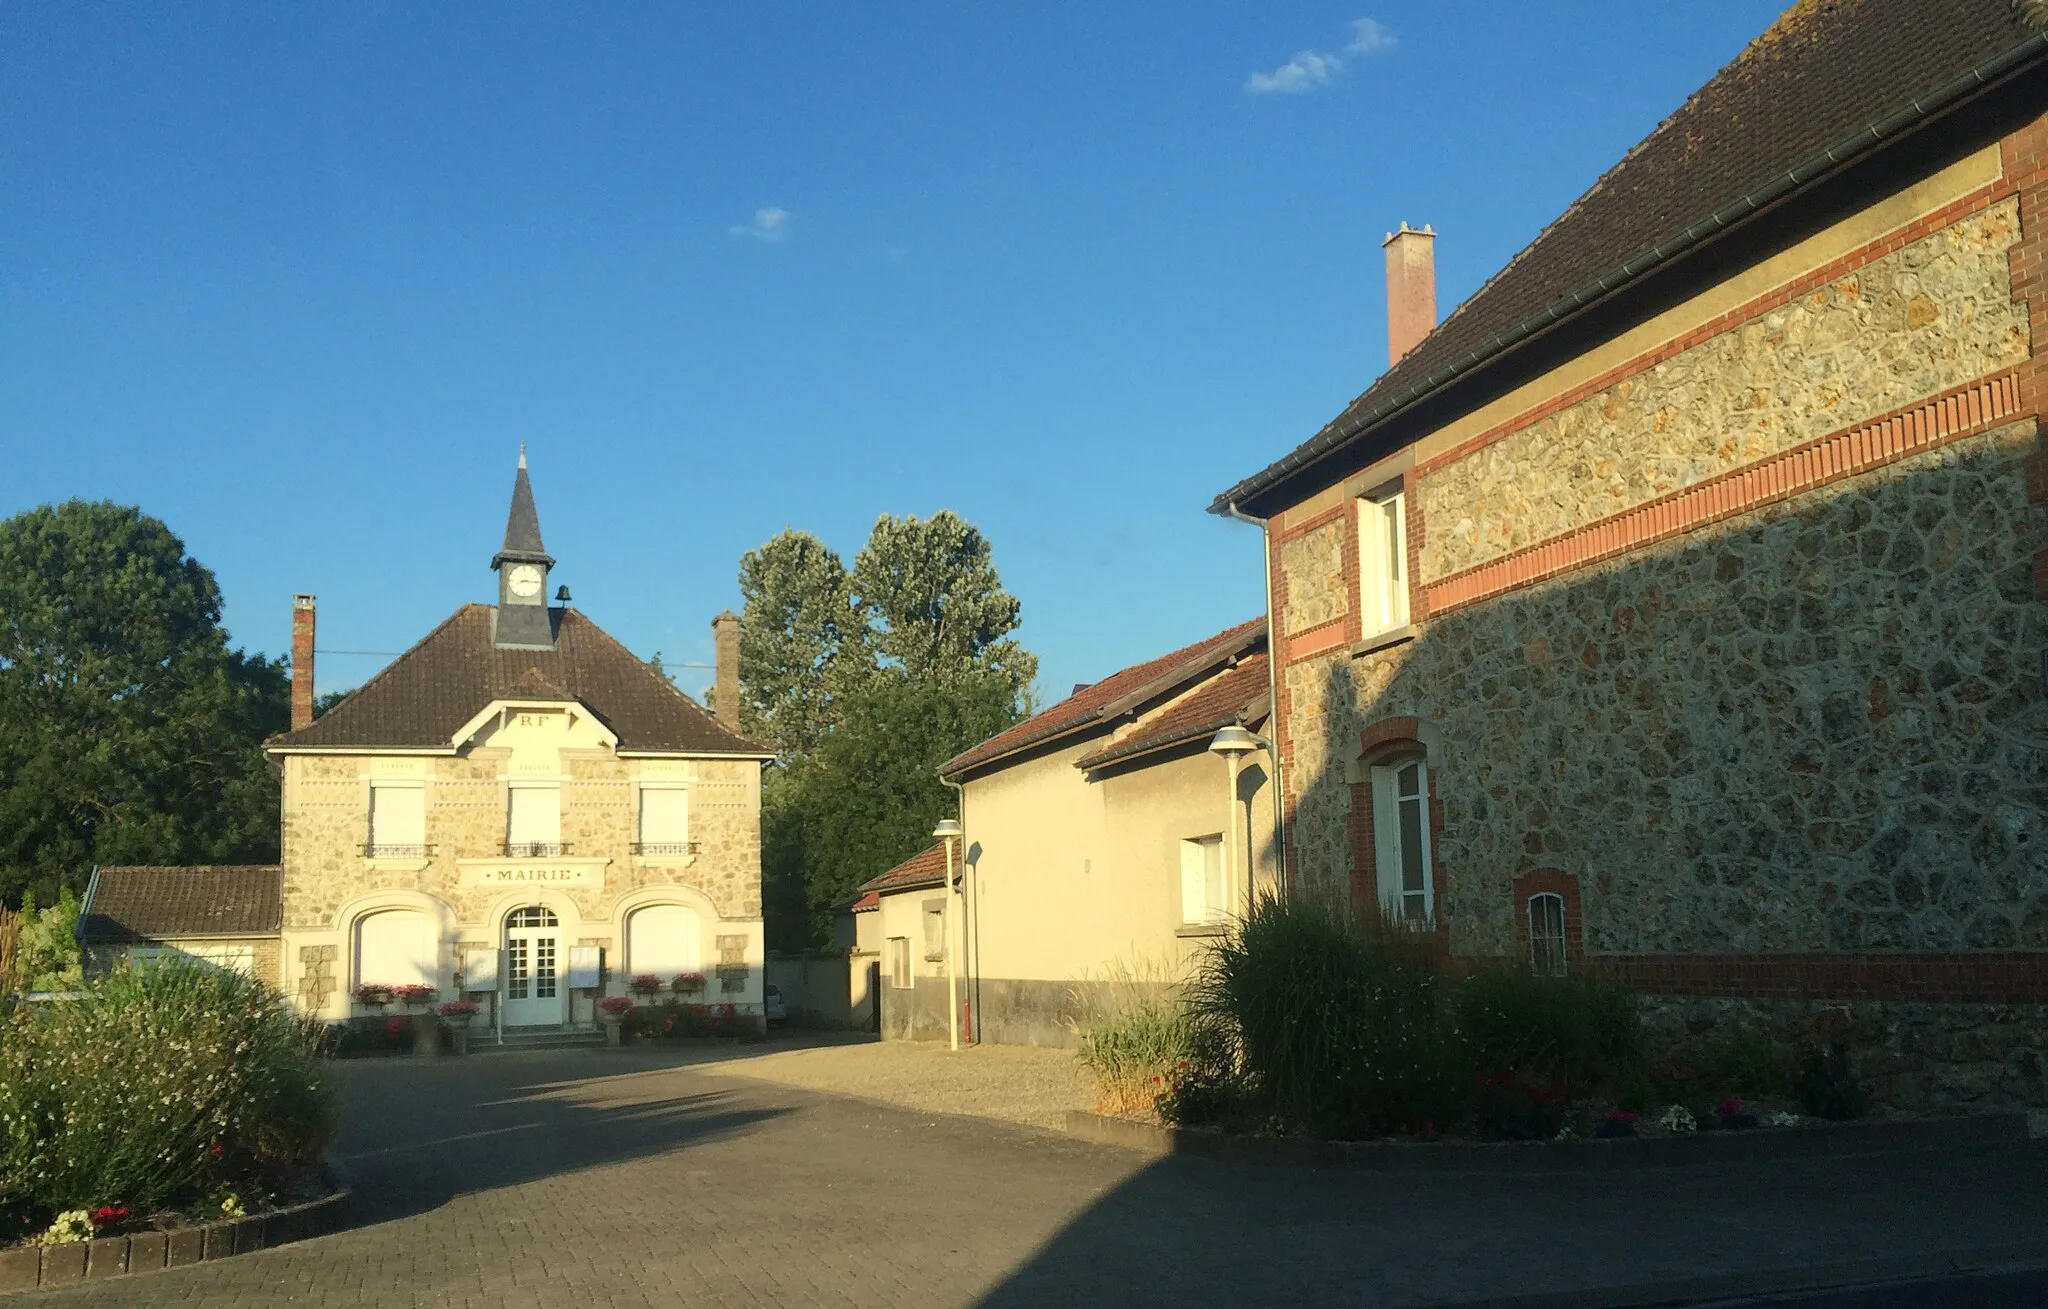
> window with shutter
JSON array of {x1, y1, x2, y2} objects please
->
[
  {"x1": 1371, "y1": 758, "x2": 1433, "y2": 924},
  {"x1": 1180, "y1": 834, "x2": 1226, "y2": 924},
  {"x1": 368, "y1": 783, "x2": 427, "y2": 857},
  {"x1": 637, "y1": 787, "x2": 691, "y2": 855},
  {"x1": 506, "y1": 786, "x2": 561, "y2": 856}
]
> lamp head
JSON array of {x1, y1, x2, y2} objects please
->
[
  {"x1": 931, "y1": 818, "x2": 964, "y2": 841},
  {"x1": 1207, "y1": 725, "x2": 1260, "y2": 757}
]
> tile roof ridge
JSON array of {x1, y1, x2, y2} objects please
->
[{"x1": 269, "y1": 604, "x2": 486, "y2": 748}]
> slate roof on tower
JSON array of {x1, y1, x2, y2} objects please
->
[
  {"x1": 493, "y1": 449, "x2": 553, "y2": 569},
  {"x1": 1210, "y1": 0, "x2": 2048, "y2": 513},
  {"x1": 269, "y1": 604, "x2": 767, "y2": 755}
]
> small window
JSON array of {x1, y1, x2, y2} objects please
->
[
  {"x1": 130, "y1": 944, "x2": 255, "y2": 976},
  {"x1": 1370, "y1": 758, "x2": 1432, "y2": 924},
  {"x1": 1529, "y1": 893, "x2": 1567, "y2": 977},
  {"x1": 367, "y1": 782, "x2": 426, "y2": 858},
  {"x1": 506, "y1": 785, "x2": 561, "y2": 857},
  {"x1": 1179, "y1": 834, "x2": 1227, "y2": 925},
  {"x1": 637, "y1": 786, "x2": 691, "y2": 854},
  {"x1": 921, "y1": 900, "x2": 946, "y2": 963},
  {"x1": 887, "y1": 937, "x2": 913, "y2": 989},
  {"x1": 1358, "y1": 488, "x2": 1410, "y2": 637}
]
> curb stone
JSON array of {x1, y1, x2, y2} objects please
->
[
  {"x1": 1063, "y1": 1108, "x2": 2035, "y2": 1172},
  {"x1": 0, "y1": 1180, "x2": 351, "y2": 1296}
]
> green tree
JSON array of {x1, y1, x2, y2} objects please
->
[
  {"x1": 0, "y1": 502, "x2": 288, "y2": 906},
  {"x1": 848, "y1": 511, "x2": 1037, "y2": 696},
  {"x1": 736, "y1": 530, "x2": 854, "y2": 761}
]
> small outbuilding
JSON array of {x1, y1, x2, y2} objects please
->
[{"x1": 78, "y1": 865, "x2": 285, "y2": 985}]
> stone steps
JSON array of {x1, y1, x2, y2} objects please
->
[{"x1": 470, "y1": 1027, "x2": 608, "y2": 1054}]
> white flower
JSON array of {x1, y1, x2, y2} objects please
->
[
  {"x1": 1767, "y1": 1110, "x2": 1803, "y2": 1128},
  {"x1": 1656, "y1": 1104, "x2": 1697, "y2": 1134}
]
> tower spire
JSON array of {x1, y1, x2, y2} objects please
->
[
  {"x1": 493, "y1": 449, "x2": 553, "y2": 570},
  {"x1": 491, "y1": 448, "x2": 557, "y2": 650}
]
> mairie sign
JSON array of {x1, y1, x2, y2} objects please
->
[{"x1": 456, "y1": 858, "x2": 609, "y2": 889}]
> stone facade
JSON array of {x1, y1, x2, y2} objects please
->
[{"x1": 1256, "y1": 121, "x2": 2048, "y2": 1104}]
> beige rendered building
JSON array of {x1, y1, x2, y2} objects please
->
[
  {"x1": 266, "y1": 455, "x2": 772, "y2": 1032},
  {"x1": 851, "y1": 619, "x2": 1276, "y2": 1045}
]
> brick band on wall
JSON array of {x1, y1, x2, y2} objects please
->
[
  {"x1": 1584, "y1": 952, "x2": 2048, "y2": 1005},
  {"x1": 1422, "y1": 372, "x2": 2023, "y2": 616}
]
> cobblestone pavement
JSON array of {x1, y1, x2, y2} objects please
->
[{"x1": 15, "y1": 1044, "x2": 2048, "y2": 1309}]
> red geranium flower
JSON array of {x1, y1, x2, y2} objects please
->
[
  {"x1": 90, "y1": 1206, "x2": 129, "y2": 1228},
  {"x1": 209, "y1": 1142, "x2": 226, "y2": 1158}
]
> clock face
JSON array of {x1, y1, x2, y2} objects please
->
[{"x1": 507, "y1": 564, "x2": 545, "y2": 599}]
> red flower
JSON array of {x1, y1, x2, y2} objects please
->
[
  {"x1": 90, "y1": 1206, "x2": 129, "y2": 1228},
  {"x1": 1716, "y1": 1097, "x2": 1744, "y2": 1118},
  {"x1": 387, "y1": 1017, "x2": 409, "y2": 1038},
  {"x1": 209, "y1": 1142, "x2": 226, "y2": 1158}
]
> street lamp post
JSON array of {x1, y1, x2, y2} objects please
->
[
  {"x1": 1206, "y1": 725, "x2": 1266, "y2": 917},
  {"x1": 932, "y1": 817, "x2": 964, "y2": 1051}
]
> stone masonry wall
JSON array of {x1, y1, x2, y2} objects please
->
[
  {"x1": 1416, "y1": 198, "x2": 2027, "y2": 583},
  {"x1": 1286, "y1": 420, "x2": 2048, "y2": 958}
]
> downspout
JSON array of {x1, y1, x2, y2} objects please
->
[
  {"x1": 941, "y1": 776, "x2": 975, "y2": 1041},
  {"x1": 1222, "y1": 502, "x2": 1288, "y2": 897}
]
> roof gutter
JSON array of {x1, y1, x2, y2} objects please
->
[{"x1": 1209, "y1": 29, "x2": 2048, "y2": 516}]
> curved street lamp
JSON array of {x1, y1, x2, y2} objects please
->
[
  {"x1": 1208, "y1": 725, "x2": 1270, "y2": 918},
  {"x1": 931, "y1": 818, "x2": 964, "y2": 1051}
]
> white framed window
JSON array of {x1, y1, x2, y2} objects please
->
[
  {"x1": 887, "y1": 937, "x2": 913, "y2": 989},
  {"x1": 627, "y1": 904, "x2": 701, "y2": 976},
  {"x1": 1358, "y1": 487, "x2": 1410, "y2": 637},
  {"x1": 130, "y1": 944, "x2": 255, "y2": 976},
  {"x1": 1370, "y1": 757, "x2": 1433, "y2": 924},
  {"x1": 921, "y1": 900, "x2": 946, "y2": 963},
  {"x1": 1529, "y1": 893, "x2": 1567, "y2": 977},
  {"x1": 1179, "y1": 834, "x2": 1227, "y2": 925},
  {"x1": 637, "y1": 786, "x2": 691, "y2": 854},
  {"x1": 355, "y1": 909, "x2": 434, "y2": 989},
  {"x1": 367, "y1": 782, "x2": 426, "y2": 858},
  {"x1": 506, "y1": 784, "x2": 561, "y2": 856}
]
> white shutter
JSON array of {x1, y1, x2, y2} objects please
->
[
  {"x1": 1203, "y1": 837, "x2": 1227, "y2": 922},
  {"x1": 370, "y1": 784, "x2": 426, "y2": 849},
  {"x1": 638, "y1": 788, "x2": 689, "y2": 845},
  {"x1": 356, "y1": 911, "x2": 433, "y2": 988},
  {"x1": 1180, "y1": 839, "x2": 1207, "y2": 924},
  {"x1": 507, "y1": 787, "x2": 561, "y2": 847},
  {"x1": 627, "y1": 905, "x2": 700, "y2": 976}
]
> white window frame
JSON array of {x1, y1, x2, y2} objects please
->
[
  {"x1": 367, "y1": 780, "x2": 427, "y2": 858},
  {"x1": 1357, "y1": 486, "x2": 1410, "y2": 638},
  {"x1": 505, "y1": 783, "x2": 562, "y2": 856},
  {"x1": 887, "y1": 937, "x2": 913, "y2": 989},
  {"x1": 1529, "y1": 893, "x2": 1568, "y2": 977},
  {"x1": 921, "y1": 900, "x2": 946, "y2": 963},
  {"x1": 1370, "y1": 756, "x2": 1433, "y2": 925},
  {"x1": 1179, "y1": 834, "x2": 1227, "y2": 926},
  {"x1": 636, "y1": 784, "x2": 692, "y2": 854}
]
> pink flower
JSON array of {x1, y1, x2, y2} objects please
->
[
  {"x1": 1717, "y1": 1097, "x2": 1744, "y2": 1118},
  {"x1": 209, "y1": 1143, "x2": 225, "y2": 1158}
]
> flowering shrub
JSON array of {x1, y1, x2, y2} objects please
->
[
  {"x1": 1656, "y1": 1104, "x2": 1697, "y2": 1134},
  {"x1": 391, "y1": 984, "x2": 437, "y2": 1008},
  {"x1": 1595, "y1": 1110, "x2": 1638, "y2": 1139},
  {"x1": 1767, "y1": 1110, "x2": 1803, "y2": 1128},
  {"x1": 36, "y1": 1211, "x2": 93, "y2": 1246},
  {"x1": 385, "y1": 1016, "x2": 409, "y2": 1040},
  {"x1": 352, "y1": 984, "x2": 394, "y2": 1008},
  {"x1": 90, "y1": 1205, "x2": 130, "y2": 1231},
  {"x1": 0, "y1": 960, "x2": 337, "y2": 1245},
  {"x1": 596, "y1": 996, "x2": 634, "y2": 1018},
  {"x1": 1714, "y1": 1097, "x2": 1760, "y2": 1130},
  {"x1": 1472, "y1": 1069, "x2": 1571, "y2": 1141},
  {"x1": 671, "y1": 972, "x2": 706, "y2": 994},
  {"x1": 437, "y1": 1000, "x2": 480, "y2": 1019},
  {"x1": 629, "y1": 974, "x2": 664, "y2": 995}
]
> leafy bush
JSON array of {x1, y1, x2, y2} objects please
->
[
  {"x1": 1797, "y1": 1040, "x2": 1872, "y2": 1120},
  {"x1": 1189, "y1": 897, "x2": 1466, "y2": 1137},
  {"x1": 1696, "y1": 1022, "x2": 1797, "y2": 1099},
  {"x1": 0, "y1": 959, "x2": 337, "y2": 1240},
  {"x1": 1453, "y1": 966, "x2": 1645, "y2": 1095},
  {"x1": 1470, "y1": 1069, "x2": 1571, "y2": 1140},
  {"x1": 1073, "y1": 996, "x2": 1200, "y2": 1120}
]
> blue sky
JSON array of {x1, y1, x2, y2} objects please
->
[{"x1": 2, "y1": 2, "x2": 1787, "y2": 704}]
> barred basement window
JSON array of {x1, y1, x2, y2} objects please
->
[{"x1": 1528, "y1": 892, "x2": 1567, "y2": 977}]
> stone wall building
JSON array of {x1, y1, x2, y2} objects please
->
[
  {"x1": 1211, "y1": 0, "x2": 2048, "y2": 1106},
  {"x1": 264, "y1": 454, "x2": 772, "y2": 1032}
]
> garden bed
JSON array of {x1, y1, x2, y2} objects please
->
[
  {"x1": 0, "y1": 1175, "x2": 350, "y2": 1294},
  {"x1": 1064, "y1": 1108, "x2": 2038, "y2": 1172}
]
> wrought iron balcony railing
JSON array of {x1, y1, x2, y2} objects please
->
[
  {"x1": 361, "y1": 843, "x2": 436, "y2": 859},
  {"x1": 501, "y1": 841, "x2": 570, "y2": 858},
  {"x1": 630, "y1": 841, "x2": 700, "y2": 857}
]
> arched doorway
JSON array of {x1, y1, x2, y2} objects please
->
[{"x1": 503, "y1": 906, "x2": 565, "y2": 1027}]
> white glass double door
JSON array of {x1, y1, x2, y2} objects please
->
[{"x1": 503, "y1": 906, "x2": 566, "y2": 1027}]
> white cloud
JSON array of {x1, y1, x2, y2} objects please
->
[
  {"x1": 729, "y1": 207, "x2": 791, "y2": 242},
  {"x1": 1246, "y1": 18, "x2": 1395, "y2": 94}
]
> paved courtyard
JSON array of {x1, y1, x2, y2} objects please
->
[{"x1": 14, "y1": 1040, "x2": 2048, "y2": 1308}]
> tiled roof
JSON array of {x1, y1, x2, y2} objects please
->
[
  {"x1": 270, "y1": 604, "x2": 768, "y2": 755},
  {"x1": 857, "y1": 844, "x2": 949, "y2": 896},
  {"x1": 1212, "y1": 0, "x2": 2048, "y2": 513},
  {"x1": 81, "y1": 866, "x2": 282, "y2": 942},
  {"x1": 1075, "y1": 652, "x2": 1270, "y2": 771},
  {"x1": 847, "y1": 891, "x2": 881, "y2": 914},
  {"x1": 939, "y1": 618, "x2": 1266, "y2": 777}
]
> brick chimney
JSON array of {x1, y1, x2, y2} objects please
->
[
  {"x1": 1383, "y1": 222, "x2": 1437, "y2": 367},
  {"x1": 711, "y1": 611, "x2": 740, "y2": 731},
  {"x1": 290, "y1": 594, "x2": 316, "y2": 731}
]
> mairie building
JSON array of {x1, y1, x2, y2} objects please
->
[{"x1": 84, "y1": 454, "x2": 772, "y2": 1033}]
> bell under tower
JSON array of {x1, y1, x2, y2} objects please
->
[{"x1": 491, "y1": 446, "x2": 558, "y2": 649}]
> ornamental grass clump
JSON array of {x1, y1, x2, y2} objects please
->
[
  {"x1": 1189, "y1": 896, "x2": 1465, "y2": 1138},
  {"x1": 0, "y1": 959, "x2": 337, "y2": 1243}
]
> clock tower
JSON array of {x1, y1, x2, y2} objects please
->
[{"x1": 491, "y1": 446, "x2": 558, "y2": 649}]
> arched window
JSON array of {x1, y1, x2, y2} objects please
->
[
  {"x1": 355, "y1": 909, "x2": 434, "y2": 989},
  {"x1": 1370, "y1": 756, "x2": 1433, "y2": 924},
  {"x1": 627, "y1": 904, "x2": 701, "y2": 978},
  {"x1": 1528, "y1": 893, "x2": 1567, "y2": 977}
]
